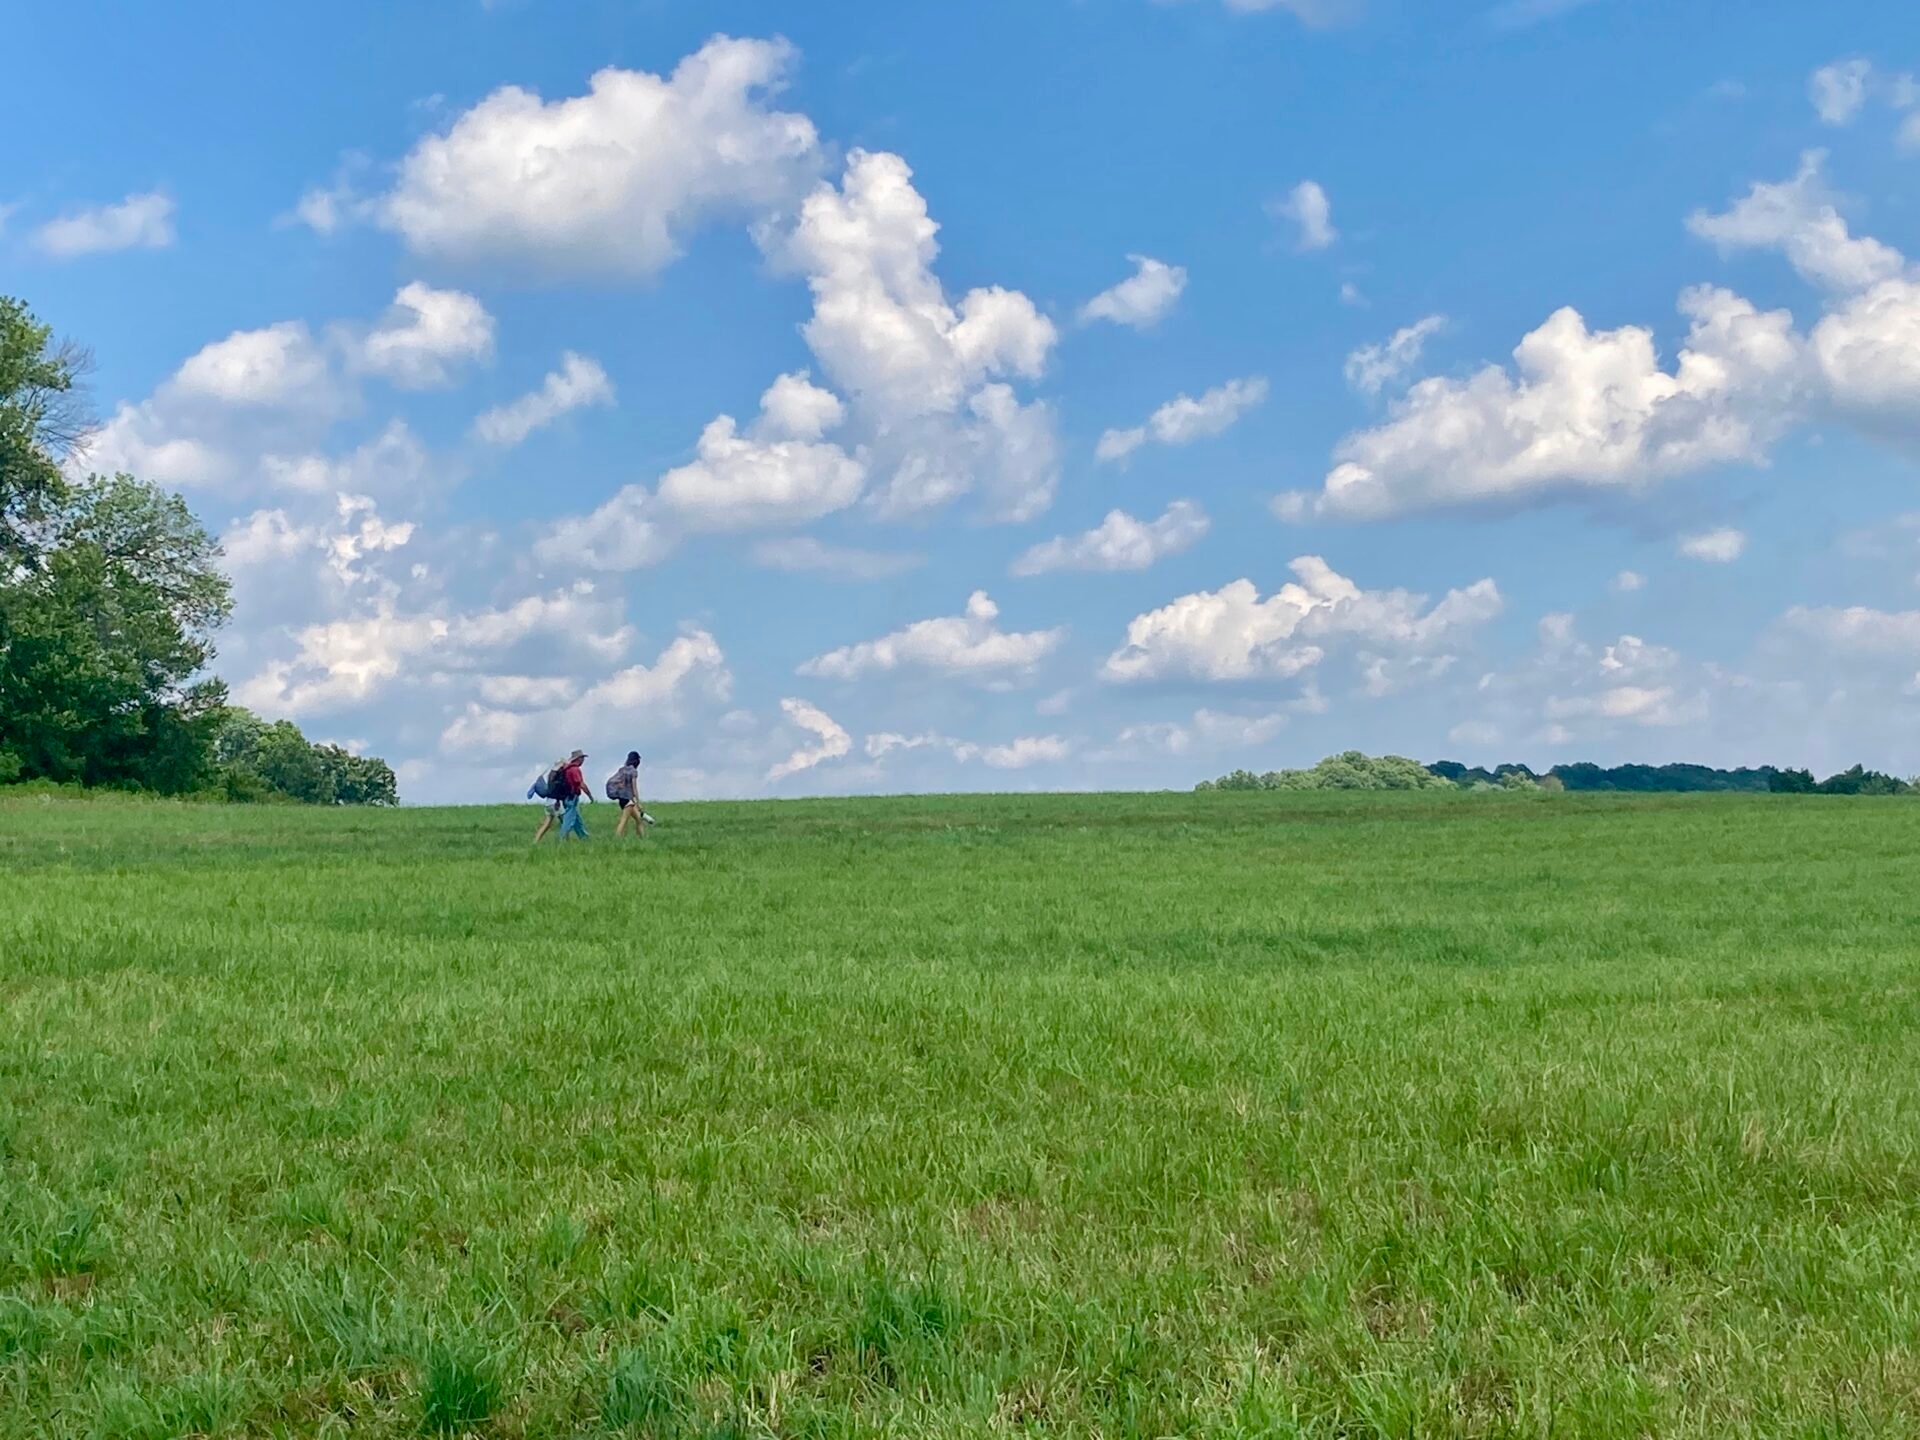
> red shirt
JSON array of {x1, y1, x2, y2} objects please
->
[{"x1": 563, "y1": 763, "x2": 585, "y2": 796}]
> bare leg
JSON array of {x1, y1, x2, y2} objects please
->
[{"x1": 534, "y1": 808, "x2": 556, "y2": 843}]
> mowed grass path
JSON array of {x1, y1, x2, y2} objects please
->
[{"x1": 4, "y1": 792, "x2": 1920, "y2": 1438}]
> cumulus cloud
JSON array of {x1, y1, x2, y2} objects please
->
[
  {"x1": 1678, "y1": 527, "x2": 1746, "y2": 563},
  {"x1": 770, "y1": 148, "x2": 1061, "y2": 523},
  {"x1": 1079, "y1": 254, "x2": 1188, "y2": 330},
  {"x1": 1268, "y1": 181, "x2": 1336, "y2": 251},
  {"x1": 1688, "y1": 151, "x2": 1903, "y2": 293},
  {"x1": 1103, "y1": 556, "x2": 1501, "y2": 684},
  {"x1": 1275, "y1": 153, "x2": 1920, "y2": 526},
  {"x1": 1278, "y1": 287, "x2": 1804, "y2": 521},
  {"x1": 1011, "y1": 500, "x2": 1209, "y2": 576},
  {"x1": 534, "y1": 370, "x2": 863, "y2": 568},
  {"x1": 1810, "y1": 59, "x2": 1872, "y2": 126},
  {"x1": 1345, "y1": 315, "x2": 1446, "y2": 395},
  {"x1": 346, "y1": 35, "x2": 822, "y2": 277},
  {"x1": 174, "y1": 322, "x2": 335, "y2": 408},
  {"x1": 749, "y1": 536, "x2": 923, "y2": 580},
  {"x1": 239, "y1": 579, "x2": 640, "y2": 717},
  {"x1": 73, "y1": 320, "x2": 359, "y2": 494},
  {"x1": 1096, "y1": 376, "x2": 1267, "y2": 463},
  {"x1": 354, "y1": 283, "x2": 496, "y2": 389},
  {"x1": 777, "y1": 149, "x2": 1055, "y2": 416},
  {"x1": 222, "y1": 492, "x2": 416, "y2": 591},
  {"x1": 766, "y1": 698, "x2": 853, "y2": 780},
  {"x1": 1450, "y1": 614, "x2": 1719, "y2": 750},
  {"x1": 1612, "y1": 569, "x2": 1646, "y2": 593},
  {"x1": 35, "y1": 191, "x2": 175, "y2": 258},
  {"x1": 472, "y1": 352, "x2": 614, "y2": 446},
  {"x1": 799, "y1": 590, "x2": 1065, "y2": 681},
  {"x1": 1810, "y1": 277, "x2": 1920, "y2": 424},
  {"x1": 435, "y1": 628, "x2": 734, "y2": 759}
]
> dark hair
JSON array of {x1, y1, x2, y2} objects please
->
[{"x1": 626, "y1": 751, "x2": 641, "y2": 767}]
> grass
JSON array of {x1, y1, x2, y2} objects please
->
[{"x1": 3, "y1": 788, "x2": 1920, "y2": 1436}]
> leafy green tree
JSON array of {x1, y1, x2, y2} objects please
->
[
  {"x1": 316, "y1": 745, "x2": 398, "y2": 806},
  {"x1": 1198, "y1": 752, "x2": 1452, "y2": 792},
  {"x1": 0, "y1": 474, "x2": 232, "y2": 791},
  {"x1": 0, "y1": 297, "x2": 89, "y2": 566},
  {"x1": 209, "y1": 707, "x2": 399, "y2": 805}
]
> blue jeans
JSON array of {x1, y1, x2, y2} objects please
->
[{"x1": 559, "y1": 797, "x2": 587, "y2": 840}]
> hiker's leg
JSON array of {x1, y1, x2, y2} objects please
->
[{"x1": 533, "y1": 809, "x2": 555, "y2": 843}]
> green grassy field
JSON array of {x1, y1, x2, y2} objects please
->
[{"x1": 5, "y1": 791, "x2": 1920, "y2": 1438}]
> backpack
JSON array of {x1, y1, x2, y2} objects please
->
[
  {"x1": 535, "y1": 762, "x2": 572, "y2": 801},
  {"x1": 605, "y1": 765, "x2": 634, "y2": 802}
]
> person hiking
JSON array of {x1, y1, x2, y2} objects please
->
[
  {"x1": 532, "y1": 749, "x2": 594, "y2": 843},
  {"x1": 607, "y1": 751, "x2": 649, "y2": 838}
]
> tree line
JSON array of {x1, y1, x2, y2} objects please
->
[
  {"x1": 0, "y1": 295, "x2": 396, "y2": 804},
  {"x1": 1199, "y1": 753, "x2": 1914, "y2": 795}
]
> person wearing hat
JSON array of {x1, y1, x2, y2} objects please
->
[{"x1": 533, "y1": 749, "x2": 595, "y2": 843}]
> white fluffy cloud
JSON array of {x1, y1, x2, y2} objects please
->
[
  {"x1": 799, "y1": 591, "x2": 1065, "y2": 681},
  {"x1": 1268, "y1": 181, "x2": 1336, "y2": 251},
  {"x1": 76, "y1": 321, "x2": 348, "y2": 492},
  {"x1": 472, "y1": 352, "x2": 614, "y2": 446},
  {"x1": 1011, "y1": 501, "x2": 1209, "y2": 576},
  {"x1": 771, "y1": 148, "x2": 1060, "y2": 523},
  {"x1": 240, "y1": 580, "x2": 638, "y2": 717},
  {"x1": 1079, "y1": 254, "x2": 1188, "y2": 330},
  {"x1": 35, "y1": 191, "x2": 175, "y2": 258},
  {"x1": 778, "y1": 149, "x2": 1055, "y2": 418},
  {"x1": 356, "y1": 283, "x2": 496, "y2": 389},
  {"x1": 1345, "y1": 316, "x2": 1446, "y2": 395},
  {"x1": 655, "y1": 391, "x2": 865, "y2": 532},
  {"x1": 1280, "y1": 287, "x2": 1803, "y2": 520},
  {"x1": 222, "y1": 493, "x2": 415, "y2": 595},
  {"x1": 766, "y1": 698, "x2": 853, "y2": 780},
  {"x1": 1612, "y1": 569, "x2": 1646, "y2": 593},
  {"x1": 1281, "y1": 155, "x2": 1920, "y2": 524},
  {"x1": 73, "y1": 286, "x2": 499, "y2": 499},
  {"x1": 1678, "y1": 527, "x2": 1746, "y2": 563},
  {"x1": 1451, "y1": 614, "x2": 1718, "y2": 751},
  {"x1": 436, "y1": 629, "x2": 734, "y2": 761},
  {"x1": 349, "y1": 36, "x2": 821, "y2": 277},
  {"x1": 1097, "y1": 376, "x2": 1267, "y2": 462},
  {"x1": 1810, "y1": 59, "x2": 1872, "y2": 126},
  {"x1": 1103, "y1": 556, "x2": 1501, "y2": 684},
  {"x1": 1811, "y1": 277, "x2": 1920, "y2": 423},
  {"x1": 174, "y1": 322, "x2": 334, "y2": 408},
  {"x1": 1688, "y1": 152, "x2": 1903, "y2": 294},
  {"x1": 535, "y1": 371, "x2": 863, "y2": 569}
]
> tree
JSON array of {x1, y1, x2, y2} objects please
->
[
  {"x1": 0, "y1": 297, "x2": 90, "y2": 566},
  {"x1": 209, "y1": 708, "x2": 399, "y2": 806},
  {"x1": 0, "y1": 474, "x2": 232, "y2": 791}
]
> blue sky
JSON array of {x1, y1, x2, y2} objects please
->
[{"x1": 6, "y1": 0, "x2": 1919, "y2": 802}]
